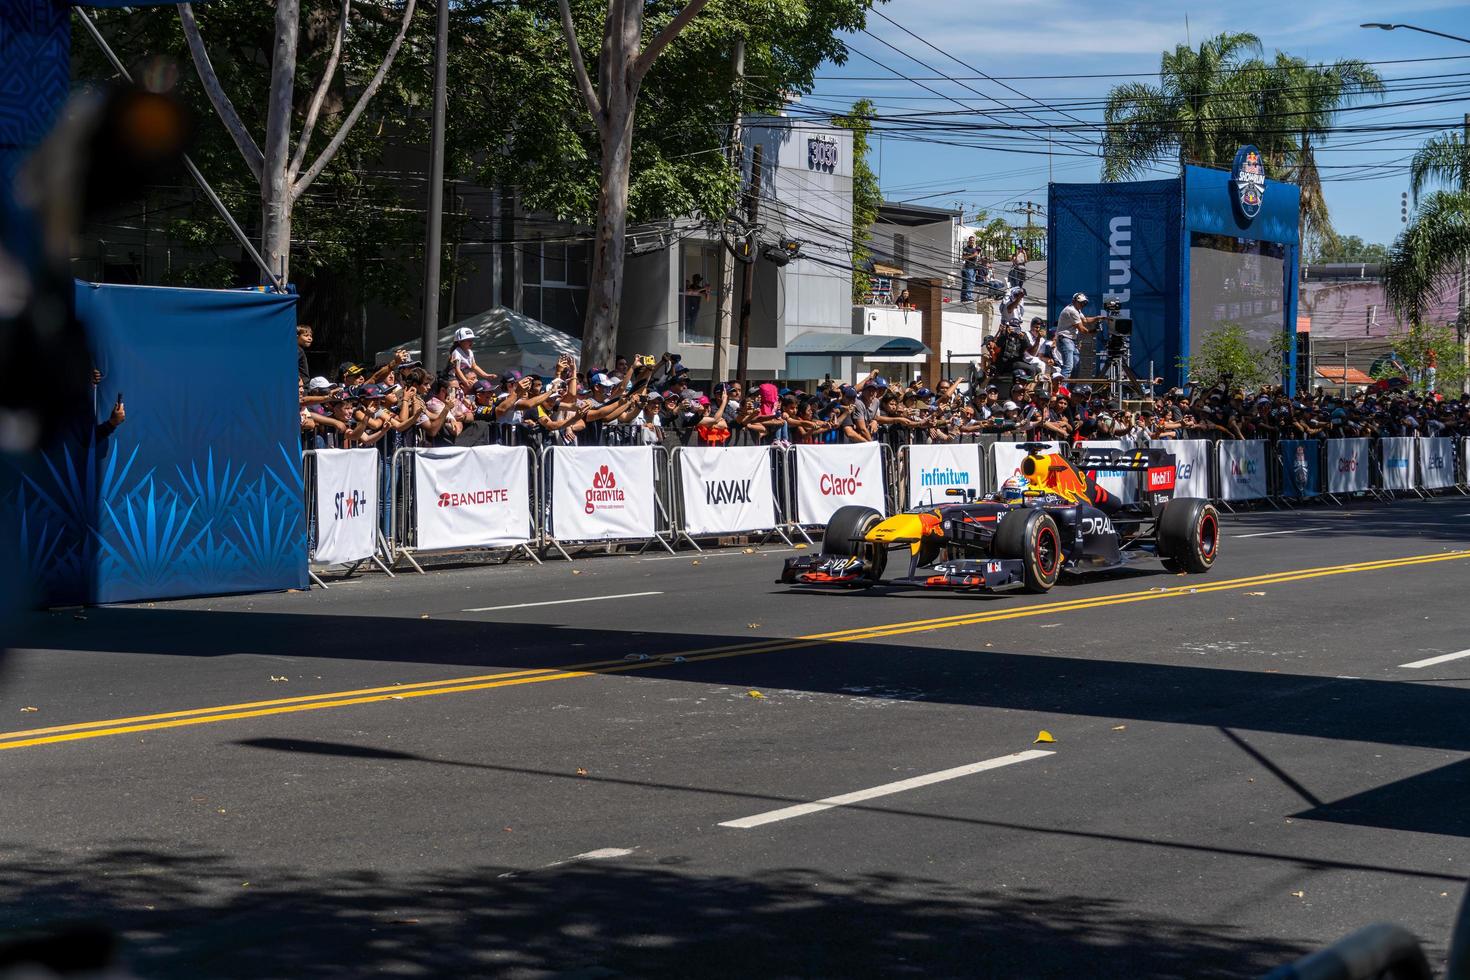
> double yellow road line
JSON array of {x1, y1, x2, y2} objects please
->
[{"x1": 2, "y1": 550, "x2": 1465, "y2": 753}]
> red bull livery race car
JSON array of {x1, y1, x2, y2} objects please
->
[{"x1": 779, "y1": 442, "x2": 1219, "y2": 593}]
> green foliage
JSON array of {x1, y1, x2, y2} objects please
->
[
  {"x1": 831, "y1": 99, "x2": 880, "y2": 301},
  {"x1": 1384, "y1": 189, "x2": 1470, "y2": 327},
  {"x1": 1308, "y1": 234, "x2": 1390, "y2": 265},
  {"x1": 1379, "y1": 321, "x2": 1467, "y2": 394},
  {"x1": 1180, "y1": 322, "x2": 1289, "y2": 391}
]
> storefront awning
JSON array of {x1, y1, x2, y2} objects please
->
[{"x1": 785, "y1": 332, "x2": 929, "y2": 357}]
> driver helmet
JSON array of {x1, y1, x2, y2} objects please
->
[{"x1": 1000, "y1": 475, "x2": 1030, "y2": 504}]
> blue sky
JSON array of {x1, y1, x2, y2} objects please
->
[{"x1": 792, "y1": 0, "x2": 1470, "y2": 248}]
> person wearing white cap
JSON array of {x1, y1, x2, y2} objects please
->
[
  {"x1": 1054, "y1": 292, "x2": 1107, "y2": 380},
  {"x1": 449, "y1": 325, "x2": 492, "y2": 390}
]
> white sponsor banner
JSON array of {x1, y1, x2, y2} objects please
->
[
  {"x1": 414, "y1": 445, "x2": 532, "y2": 549},
  {"x1": 677, "y1": 446, "x2": 778, "y2": 535},
  {"x1": 905, "y1": 443, "x2": 986, "y2": 508},
  {"x1": 1217, "y1": 440, "x2": 1268, "y2": 501},
  {"x1": 313, "y1": 448, "x2": 379, "y2": 565},
  {"x1": 1155, "y1": 439, "x2": 1212, "y2": 499},
  {"x1": 1079, "y1": 439, "x2": 1137, "y2": 504},
  {"x1": 1326, "y1": 438, "x2": 1370, "y2": 494},
  {"x1": 792, "y1": 442, "x2": 886, "y2": 524},
  {"x1": 992, "y1": 441, "x2": 1059, "y2": 486},
  {"x1": 549, "y1": 445, "x2": 657, "y2": 541},
  {"x1": 1419, "y1": 437, "x2": 1453, "y2": 490},
  {"x1": 1379, "y1": 437, "x2": 1415, "y2": 492}
]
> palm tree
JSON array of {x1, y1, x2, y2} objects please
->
[
  {"x1": 1102, "y1": 32, "x2": 1262, "y2": 181},
  {"x1": 1385, "y1": 132, "x2": 1469, "y2": 333}
]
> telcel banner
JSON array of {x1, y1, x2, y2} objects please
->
[
  {"x1": 1080, "y1": 440, "x2": 1138, "y2": 504},
  {"x1": 1380, "y1": 437, "x2": 1415, "y2": 492},
  {"x1": 792, "y1": 442, "x2": 886, "y2": 524},
  {"x1": 549, "y1": 445, "x2": 657, "y2": 541},
  {"x1": 677, "y1": 447, "x2": 778, "y2": 535},
  {"x1": 1217, "y1": 440, "x2": 1268, "y2": 501},
  {"x1": 1278, "y1": 440, "x2": 1321, "y2": 499},
  {"x1": 992, "y1": 441, "x2": 1059, "y2": 487},
  {"x1": 1420, "y1": 438, "x2": 1454, "y2": 490},
  {"x1": 1326, "y1": 438, "x2": 1370, "y2": 494},
  {"x1": 906, "y1": 443, "x2": 986, "y2": 507},
  {"x1": 314, "y1": 448, "x2": 379, "y2": 565},
  {"x1": 1154, "y1": 439, "x2": 1212, "y2": 499},
  {"x1": 415, "y1": 445, "x2": 532, "y2": 549}
]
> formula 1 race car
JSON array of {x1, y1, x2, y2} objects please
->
[{"x1": 779, "y1": 442, "x2": 1219, "y2": 593}]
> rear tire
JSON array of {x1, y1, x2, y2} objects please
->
[
  {"x1": 820, "y1": 505, "x2": 887, "y2": 584},
  {"x1": 992, "y1": 509, "x2": 1062, "y2": 593},
  {"x1": 1157, "y1": 498, "x2": 1219, "y2": 574}
]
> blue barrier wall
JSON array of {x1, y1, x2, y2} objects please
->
[{"x1": 8, "y1": 282, "x2": 307, "y2": 604}]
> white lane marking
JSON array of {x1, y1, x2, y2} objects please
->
[
  {"x1": 1400, "y1": 649, "x2": 1470, "y2": 669},
  {"x1": 639, "y1": 548, "x2": 797, "y2": 562},
  {"x1": 719, "y1": 750, "x2": 1054, "y2": 830},
  {"x1": 463, "y1": 591, "x2": 662, "y2": 613},
  {"x1": 1232, "y1": 527, "x2": 1332, "y2": 539},
  {"x1": 498, "y1": 847, "x2": 636, "y2": 878}
]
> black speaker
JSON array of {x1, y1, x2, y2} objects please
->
[{"x1": 1111, "y1": 317, "x2": 1133, "y2": 336}]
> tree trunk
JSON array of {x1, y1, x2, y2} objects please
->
[
  {"x1": 581, "y1": 104, "x2": 636, "y2": 371},
  {"x1": 261, "y1": 0, "x2": 299, "y2": 283}
]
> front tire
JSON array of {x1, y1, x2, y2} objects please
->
[
  {"x1": 1157, "y1": 498, "x2": 1219, "y2": 574},
  {"x1": 993, "y1": 509, "x2": 1062, "y2": 593},
  {"x1": 821, "y1": 505, "x2": 887, "y2": 584}
]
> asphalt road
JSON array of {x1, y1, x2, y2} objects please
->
[{"x1": 3, "y1": 496, "x2": 1470, "y2": 978}]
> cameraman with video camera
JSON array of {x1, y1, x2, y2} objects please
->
[{"x1": 1055, "y1": 292, "x2": 1107, "y2": 380}]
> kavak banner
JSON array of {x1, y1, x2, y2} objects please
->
[
  {"x1": 1217, "y1": 440, "x2": 1268, "y2": 501},
  {"x1": 992, "y1": 441, "x2": 1059, "y2": 487},
  {"x1": 1419, "y1": 437, "x2": 1454, "y2": 490},
  {"x1": 313, "y1": 448, "x2": 379, "y2": 565},
  {"x1": 792, "y1": 442, "x2": 886, "y2": 525},
  {"x1": 1379, "y1": 437, "x2": 1415, "y2": 492},
  {"x1": 677, "y1": 446, "x2": 778, "y2": 535},
  {"x1": 1326, "y1": 438, "x2": 1370, "y2": 494},
  {"x1": 1154, "y1": 439, "x2": 1212, "y2": 499},
  {"x1": 1278, "y1": 440, "x2": 1321, "y2": 499},
  {"x1": 414, "y1": 445, "x2": 532, "y2": 550},
  {"x1": 905, "y1": 443, "x2": 986, "y2": 507},
  {"x1": 549, "y1": 445, "x2": 657, "y2": 541},
  {"x1": 1080, "y1": 439, "x2": 1138, "y2": 504}
]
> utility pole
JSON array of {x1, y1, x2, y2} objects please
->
[
  {"x1": 1459, "y1": 112, "x2": 1468, "y2": 394},
  {"x1": 712, "y1": 37, "x2": 744, "y2": 385},
  {"x1": 420, "y1": 0, "x2": 450, "y2": 376},
  {"x1": 736, "y1": 141, "x2": 763, "y2": 387}
]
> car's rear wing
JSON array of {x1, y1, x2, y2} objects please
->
[{"x1": 1071, "y1": 446, "x2": 1179, "y2": 505}]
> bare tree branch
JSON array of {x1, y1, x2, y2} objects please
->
[
  {"x1": 289, "y1": 0, "x2": 352, "y2": 182},
  {"x1": 633, "y1": 0, "x2": 711, "y2": 80},
  {"x1": 557, "y1": 0, "x2": 603, "y2": 127},
  {"x1": 177, "y1": 2, "x2": 264, "y2": 181},
  {"x1": 291, "y1": 0, "x2": 417, "y2": 201}
]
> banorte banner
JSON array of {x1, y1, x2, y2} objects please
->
[
  {"x1": 677, "y1": 446, "x2": 778, "y2": 535},
  {"x1": 313, "y1": 448, "x2": 379, "y2": 565},
  {"x1": 1379, "y1": 437, "x2": 1415, "y2": 492},
  {"x1": 1278, "y1": 439, "x2": 1321, "y2": 499},
  {"x1": 549, "y1": 445, "x2": 657, "y2": 541},
  {"x1": 1217, "y1": 440, "x2": 1268, "y2": 501},
  {"x1": 414, "y1": 445, "x2": 532, "y2": 549},
  {"x1": 905, "y1": 443, "x2": 986, "y2": 508},
  {"x1": 1326, "y1": 438, "x2": 1370, "y2": 494},
  {"x1": 1079, "y1": 439, "x2": 1137, "y2": 504},
  {"x1": 1419, "y1": 437, "x2": 1454, "y2": 490},
  {"x1": 792, "y1": 442, "x2": 886, "y2": 525},
  {"x1": 1154, "y1": 439, "x2": 1211, "y2": 499}
]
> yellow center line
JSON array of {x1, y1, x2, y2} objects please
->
[{"x1": 2, "y1": 549, "x2": 1466, "y2": 752}]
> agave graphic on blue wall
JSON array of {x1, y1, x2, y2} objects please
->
[
  {"x1": 99, "y1": 476, "x2": 211, "y2": 589},
  {"x1": 231, "y1": 473, "x2": 305, "y2": 581},
  {"x1": 175, "y1": 448, "x2": 246, "y2": 529}
]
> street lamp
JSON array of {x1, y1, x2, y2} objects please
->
[{"x1": 1359, "y1": 23, "x2": 1470, "y2": 45}]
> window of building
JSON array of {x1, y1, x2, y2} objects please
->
[
  {"x1": 523, "y1": 240, "x2": 589, "y2": 335},
  {"x1": 679, "y1": 242, "x2": 721, "y2": 345},
  {"x1": 892, "y1": 233, "x2": 908, "y2": 272}
]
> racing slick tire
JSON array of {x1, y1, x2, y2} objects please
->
[
  {"x1": 992, "y1": 509, "x2": 1062, "y2": 593},
  {"x1": 1157, "y1": 498, "x2": 1220, "y2": 574},
  {"x1": 820, "y1": 505, "x2": 888, "y2": 584}
]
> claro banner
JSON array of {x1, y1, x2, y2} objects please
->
[
  {"x1": 905, "y1": 443, "x2": 986, "y2": 508},
  {"x1": 1379, "y1": 437, "x2": 1415, "y2": 492},
  {"x1": 1420, "y1": 438, "x2": 1454, "y2": 490},
  {"x1": 1326, "y1": 438, "x2": 1370, "y2": 494},
  {"x1": 677, "y1": 447, "x2": 778, "y2": 535},
  {"x1": 548, "y1": 445, "x2": 657, "y2": 541},
  {"x1": 414, "y1": 446, "x2": 532, "y2": 550},
  {"x1": 1154, "y1": 439, "x2": 1212, "y2": 499},
  {"x1": 313, "y1": 448, "x2": 379, "y2": 565},
  {"x1": 1217, "y1": 440, "x2": 1268, "y2": 501},
  {"x1": 792, "y1": 442, "x2": 886, "y2": 525}
]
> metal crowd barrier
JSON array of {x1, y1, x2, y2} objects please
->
[
  {"x1": 667, "y1": 446, "x2": 794, "y2": 551},
  {"x1": 387, "y1": 445, "x2": 541, "y2": 573},
  {"x1": 537, "y1": 444, "x2": 677, "y2": 560},
  {"x1": 300, "y1": 449, "x2": 395, "y2": 587}
]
